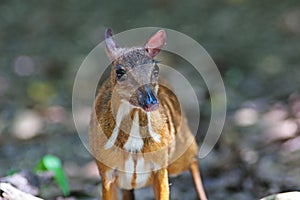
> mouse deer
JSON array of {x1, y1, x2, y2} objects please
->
[{"x1": 89, "y1": 28, "x2": 207, "y2": 200}]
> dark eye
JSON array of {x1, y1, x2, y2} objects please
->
[
  {"x1": 115, "y1": 67, "x2": 127, "y2": 81},
  {"x1": 153, "y1": 64, "x2": 159, "y2": 77}
]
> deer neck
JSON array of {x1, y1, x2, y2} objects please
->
[{"x1": 104, "y1": 93, "x2": 164, "y2": 152}]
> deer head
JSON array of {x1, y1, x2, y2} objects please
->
[{"x1": 105, "y1": 28, "x2": 166, "y2": 112}]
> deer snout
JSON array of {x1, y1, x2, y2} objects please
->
[{"x1": 130, "y1": 84, "x2": 159, "y2": 112}]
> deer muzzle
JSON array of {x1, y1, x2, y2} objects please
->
[{"x1": 131, "y1": 84, "x2": 159, "y2": 112}]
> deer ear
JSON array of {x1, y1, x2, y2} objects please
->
[
  {"x1": 145, "y1": 30, "x2": 166, "y2": 58},
  {"x1": 105, "y1": 28, "x2": 119, "y2": 61}
]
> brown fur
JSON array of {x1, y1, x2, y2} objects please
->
[{"x1": 89, "y1": 29, "x2": 207, "y2": 200}]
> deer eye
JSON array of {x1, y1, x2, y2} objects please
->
[{"x1": 115, "y1": 66, "x2": 127, "y2": 81}]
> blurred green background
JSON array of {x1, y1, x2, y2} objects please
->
[{"x1": 1, "y1": 0, "x2": 300, "y2": 199}]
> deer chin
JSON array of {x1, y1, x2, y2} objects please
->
[{"x1": 142, "y1": 103, "x2": 159, "y2": 112}]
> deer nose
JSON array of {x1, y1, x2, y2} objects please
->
[
  {"x1": 145, "y1": 85, "x2": 158, "y2": 104},
  {"x1": 138, "y1": 85, "x2": 159, "y2": 112}
]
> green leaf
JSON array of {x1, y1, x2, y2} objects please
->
[
  {"x1": 6, "y1": 169, "x2": 20, "y2": 176},
  {"x1": 35, "y1": 154, "x2": 70, "y2": 196}
]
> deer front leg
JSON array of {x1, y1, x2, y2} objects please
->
[
  {"x1": 153, "y1": 168, "x2": 169, "y2": 200},
  {"x1": 97, "y1": 163, "x2": 118, "y2": 200},
  {"x1": 101, "y1": 177, "x2": 117, "y2": 200}
]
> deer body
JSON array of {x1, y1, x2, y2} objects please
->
[{"x1": 89, "y1": 29, "x2": 207, "y2": 200}]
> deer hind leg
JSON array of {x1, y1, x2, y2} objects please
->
[
  {"x1": 190, "y1": 159, "x2": 207, "y2": 200},
  {"x1": 122, "y1": 189, "x2": 135, "y2": 200}
]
